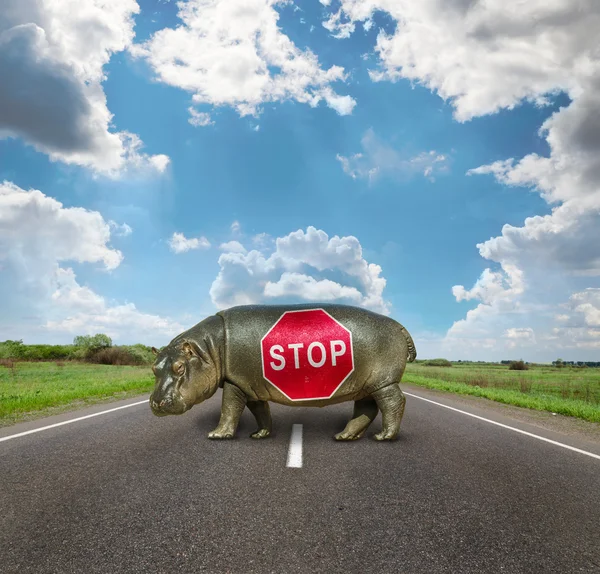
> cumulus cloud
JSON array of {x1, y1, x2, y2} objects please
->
[
  {"x1": 132, "y1": 0, "x2": 356, "y2": 122},
  {"x1": 210, "y1": 226, "x2": 389, "y2": 314},
  {"x1": 219, "y1": 241, "x2": 247, "y2": 254},
  {"x1": 452, "y1": 265, "x2": 524, "y2": 306},
  {"x1": 323, "y1": 0, "x2": 598, "y2": 121},
  {"x1": 0, "y1": 0, "x2": 169, "y2": 175},
  {"x1": 168, "y1": 232, "x2": 211, "y2": 253},
  {"x1": 323, "y1": 1, "x2": 600, "y2": 360},
  {"x1": 532, "y1": 289, "x2": 600, "y2": 351},
  {"x1": 502, "y1": 327, "x2": 536, "y2": 350},
  {"x1": 337, "y1": 129, "x2": 449, "y2": 184},
  {"x1": 0, "y1": 182, "x2": 182, "y2": 343}
]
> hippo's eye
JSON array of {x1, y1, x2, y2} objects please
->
[{"x1": 172, "y1": 361, "x2": 185, "y2": 375}]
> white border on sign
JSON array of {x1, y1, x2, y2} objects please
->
[{"x1": 260, "y1": 308, "x2": 355, "y2": 401}]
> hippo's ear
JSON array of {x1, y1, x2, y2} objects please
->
[
  {"x1": 182, "y1": 340, "x2": 211, "y2": 364},
  {"x1": 151, "y1": 347, "x2": 159, "y2": 356}
]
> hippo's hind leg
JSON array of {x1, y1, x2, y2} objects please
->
[
  {"x1": 208, "y1": 381, "x2": 247, "y2": 439},
  {"x1": 334, "y1": 398, "x2": 378, "y2": 441},
  {"x1": 246, "y1": 400, "x2": 272, "y2": 439},
  {"x1": 371, "y1": 383, "x2": 406, "y2": 441}
]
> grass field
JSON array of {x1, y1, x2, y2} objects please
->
[
  {"x1": 404, "y1": 362, "x2": 600, "y2": 423},
  {"x1": 1, "y1": 360, "x2": 600, "y2": 426},
  {"x1": 0, "y1": 361, "x2": 153, "y2": 426}
]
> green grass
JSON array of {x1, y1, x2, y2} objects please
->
[
  {"x1": 404, "y1": 362, "x2": 600, "y2": 423},
  {"x1": 2, "y1": 360, "x2": 600, "y2": 426},
  {"x1": 0, "y1": 361, "x2": 153, "y2": 425}
]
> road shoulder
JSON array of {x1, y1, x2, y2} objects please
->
[
  {"x1": 402, "y1": 383, "x2": 600, "y2": 453},
  {"x1": 0, "y1": 394, "x2": 150, "y2": 439}
]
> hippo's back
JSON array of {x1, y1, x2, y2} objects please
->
[{"x1": 216, "y1": 304, "x2": 410, "y2": 406}]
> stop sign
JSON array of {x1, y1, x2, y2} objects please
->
[{"x1": 261, "y1": 309, "x2": 354, "y2": 401}]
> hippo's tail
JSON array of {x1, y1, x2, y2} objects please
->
[{"x1": 401, "y1": 326, "x2": 417, "y2": 363}]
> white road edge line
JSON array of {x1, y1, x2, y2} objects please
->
[
  {"x1": 287, "y1": 423, "x2": 303, "y2": 468},
  {"x1": 0, "y1": 400, "x2": 149, "y2": 443},
  {"x1": 404, "y1": 391, "x2": 600, "y2": 461}
]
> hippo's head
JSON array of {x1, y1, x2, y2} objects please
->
[{"x1": 149, "y1": 338, "x2": 220, "y2": 417}]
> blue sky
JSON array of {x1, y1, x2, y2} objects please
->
[{"x1": 1, "y1": 0, "x2": 599, "y2": 362}]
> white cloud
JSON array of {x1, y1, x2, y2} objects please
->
[
  {"x1": 0, "y1": 182, "x2": 182, "y2": 343},
  {"x1": 0, "y1": 181, "x2": 122, "y2": 271},
  {"x1": 452, "y1": 265, "x2": 524, "y2": 306},
  {"x1": 109, "y1": 221, "x2": 133, "y2": 237},
  {"x1": 46, "y1": 301, "x2": 184, "y2": 341},
  {"x1": 210, "y1": 226, "x2": 389, "y2": 314},
  {"x1": 168, "y1": 232, "x2": 211, "y2": 253},
  {"x1": 231, "y1": 220, "x2": 241, "y2": 234},
  {"x1": 503, "y1": 327, "x2": 536, "y2": 350},
  {"x1": 0, "y1": 0, "x2": 169, "y2": 176},
  {"x1": 132, "y1": 0, "x2": 356, "y2": 122},
  {"x1": 220, "y1": 241, "x2": 247, "y2": 254},
  {"x1": 252, "y1": 232, "x2": 273, "y2": 249},
  {"x1": 531, "y1": 289, "x2": 600, "y2": 351},
  {"x1": 337, "y1": 129, "x2": 449, "y2": 184},
  {"x1": 567, "y1": 289, "x2": 600, "y2": 328},
  {"x1": 324, "y1": 1, "x2": 599, "y2": 121},
  {"x1": 188, "y1": 107, "x2": 214, "y2": 127},
  {"x1": 264, "y1": 272, "x2": 366, "y2": 304},
  {"x1": 323, "y1": 1, "x2": 600, "y2": 360}
]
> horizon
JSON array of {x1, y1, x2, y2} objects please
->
[{"x1": 1, "y1": 0, "x2": 599, "y2": 363}]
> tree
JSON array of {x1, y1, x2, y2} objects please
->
[
  {"x1": 73, "y1": 334, "x2": 112, "y2": 350},
  {"x1": 0, "y1": 339, "x2": 25, "y2": 359}
]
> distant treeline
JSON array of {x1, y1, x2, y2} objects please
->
[
  {"x1": 500, "y1": 360, "x2": 600, "y2": 367},
  {"x1": 0, "y1": 336, "x2": 156, "y2": 366},
  {"x1": 416, "y1": 359, "x2": 600, "y2": 367}
]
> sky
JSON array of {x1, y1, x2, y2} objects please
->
[{"x1": 1, "y1": 0, "x2": 599, "y2": 363}]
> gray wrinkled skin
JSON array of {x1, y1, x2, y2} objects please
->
[{"x1": 150, "y1": 304, "x2": 416, "y2": 441}]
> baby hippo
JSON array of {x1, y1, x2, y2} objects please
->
[{"x1": 150, "y1": 304, "x2": 416, "y2": 441}]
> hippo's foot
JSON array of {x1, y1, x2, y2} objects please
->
[
  {"x1": 334, "y1": 430, "x2": 364, "y2": 441},
  {"x1": 208, "y1": 428, "x2": 235, "y2": 439},
  {"x1": 373, "y1": 431, "x2": 398, "y2": 441},
  {"x1": 250, "y1": 428, "x2": 271, "y2": 439}
]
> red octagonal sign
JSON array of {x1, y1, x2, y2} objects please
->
[{"x1": 261, "y1": 309, "x2": 354, "y2": 401}]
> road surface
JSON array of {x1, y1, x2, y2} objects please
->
[{"x1": 1, "y1": 385, "x2": 599, "y2": 573}]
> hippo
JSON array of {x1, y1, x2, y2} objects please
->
[{"x1": 150, "y1": 304, "x2": 416, "y2": 441}]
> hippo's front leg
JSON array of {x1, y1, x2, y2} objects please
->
[
  {"x1": 208, "y1": 381, "x2": 247, "y2": 439},
  {"x1": 246, "y1": 400, "x2": 272, "y2": 439}
]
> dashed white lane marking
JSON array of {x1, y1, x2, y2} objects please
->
[
  {"x1": 286, "y1": 424, "x2": 303, "y2": 468},
  {"x1": 404, "y1": 391, "x2": 600, "y2": 461},
  {"x1": 0, "y1": 400, "x2": 149, "y2": 443}
]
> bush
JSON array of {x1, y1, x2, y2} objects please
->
[
  {"x1": 422, "y1": 358, "x2": 453, "y2": 367},
  {"x1": 122, "y1": 344, "x2": 155, "y2": 365},
  {"x1": 0, "y1": 340, "x2": 76, "y2": 361},
  {"x1": 509, "y1": 360, "x2": 529, "y2": 371},
  {"x1": 73, "y1": 334, "x2": 113, "y2": 359},
  {"x1": 87, "y1": 346, "x2": 150, "y2": 366},
  {"x1": 0, "y1": 340, "x2": 26, "y2": 360}
]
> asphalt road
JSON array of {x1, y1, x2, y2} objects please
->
[{"x1": 1, "y1": 385, "x2": 599, "y2": 574}]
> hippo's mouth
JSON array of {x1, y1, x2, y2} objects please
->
[{"x1": 149, "y1": 394, "x2": 190, "y2": 416}]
